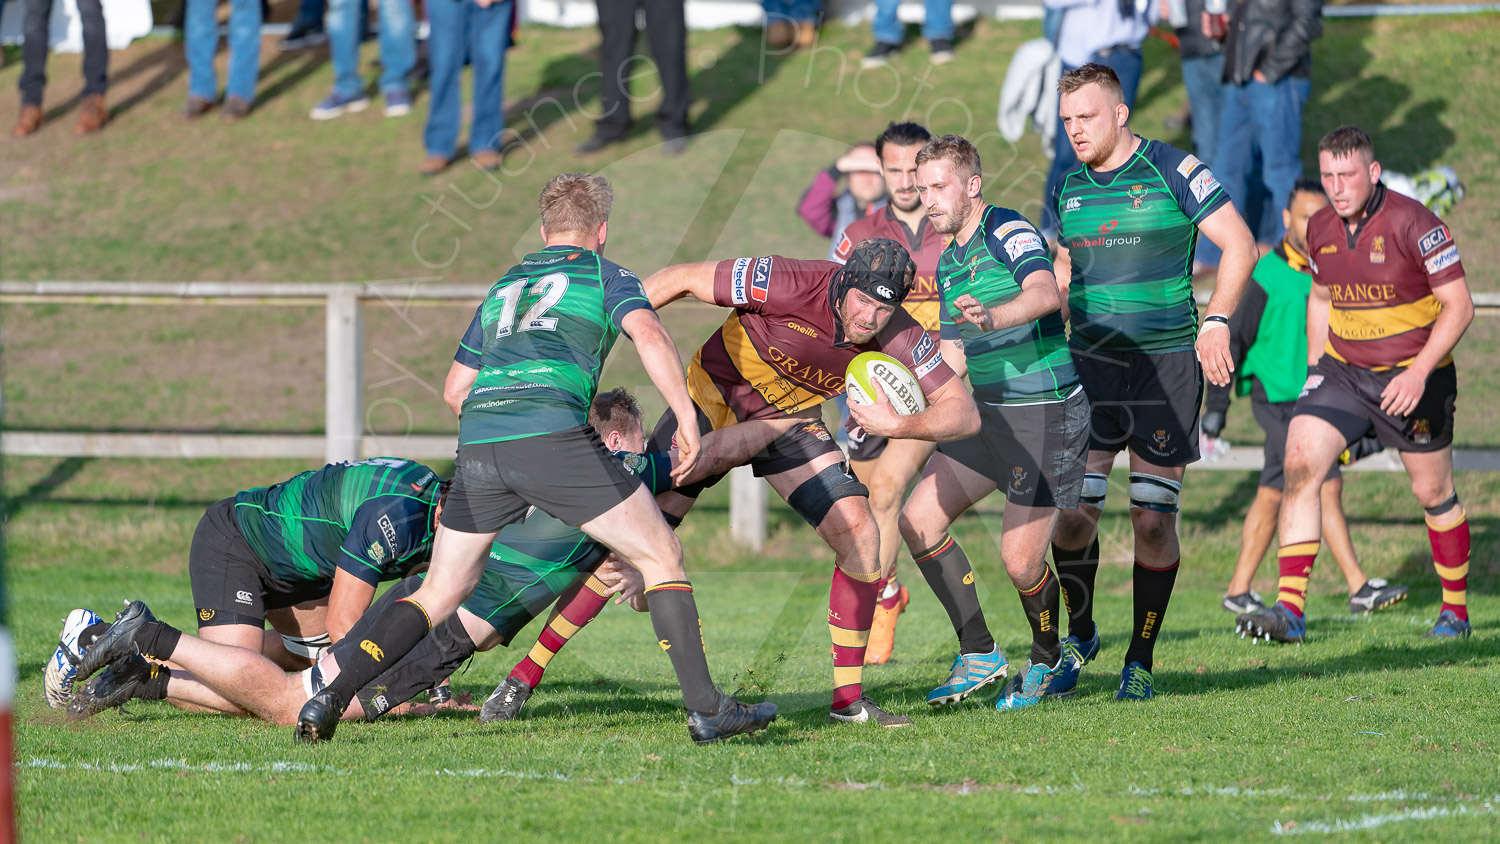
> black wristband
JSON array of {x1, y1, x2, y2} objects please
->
[{"x1": 1203, "y1": 314, "x2": 1229, "y2": 326}]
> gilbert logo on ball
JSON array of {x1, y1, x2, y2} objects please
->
[{"x1": 845, "y1": 352, "x2": 926, "y2": 416}]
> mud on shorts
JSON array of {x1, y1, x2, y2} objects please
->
[
  {"x1": 441, "y1": 425, "x2": 643, "y2": 534},
  {"x1": 936, "y1": 387, "x2": 1090, "y2": 509},
  {"x1": 189, "y1": 497, "x2": 331, "y2": 629},
  {"x1": 1293, "y1": 358, "x2": 1456, "y2": 454},
  {"x1": 1074, "y1": 347, "x2": 1203, "y2": 467}
]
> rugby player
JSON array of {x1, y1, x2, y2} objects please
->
[
  {"x1": 70, "y1": 390, "x2": 792, "y2": 725},
  {"x1": 45, "y1": 456, "x2": 449, "y2": 710},
  {"x1": 1236, "y1": 125, "x2": 1475, "y2": 643},
  {"x1": 1048, "y1": 63, "x2": 1258, "y2": 699},
  {"x1": 830, "y1": 121, "x2": 944, "y2": 664},
  {"x1": 1206, "y1": 179, "x2": 1407, "y2": 618},
  {"x1": 644, "y1": 237, "x2": 981, "y2": 727},
  {"x1": 284, "y1": 173, "x2": 777, "y2": 745},
  {"x1": 899, "y1": 135, "x2": 1089, "y2": 710}
]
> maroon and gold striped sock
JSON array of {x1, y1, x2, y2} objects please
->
[
  {"x1": 829, "y1": 565, "x2": 878, "y2": 711},
  {"x1": 1428, "y1": 509, "x2": 1470, "y2": 622},
  {"x1": 876, "y1": 560, "x2": 903, "y2": 610},
  {"x1": 510, "y1": 574, "x2": 612, "y2": 688},
  {"x1": 1275, "y1": 542, "x2": 1319, "y2": 618}
]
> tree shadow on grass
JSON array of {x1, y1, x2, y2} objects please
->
[{"x1": 43, "y1": 40, "x2": 187, "y2": 124}]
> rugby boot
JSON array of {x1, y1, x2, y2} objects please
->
[
  {"x1": 1114, "y1": 662, "x2": 1155, "y2": 701},
  {"x1": 295, "y1": 690, "x2": 343, "y2": 744},
  {"x1": 1424, "y1": 609, "x2": 1471, "y2": 639},
  {"x1": 74, "y1": 601, "x2": 157, "y2": 680},
  {"x1": 479, "y1": 677, "x2": 532, "y2": 723},
  {"x1": 864, "y1": 584, "x2": 909, "y2": 664},
  {"x1": 830, "y1": 695, "x2": 911, "y2": 727},
  {"x1": 996, "y1": 659, "x2": 1063, "y2": 711},
  {"x1": 1222, "y1": 590, "x2": 1267, "y2": 614},
  {"x1": 44, "y1": 608, "x2": 101, "y2": 709},
  {"x1": 67, "y1": 655, "x2": 159, "y2": 720},
  {"x1": 1235, "y1": 604, "x2": 1306, "y2": 644},
  {"x1": 925, "y1": 646, "x2": 1006, "y2": 706},
  {"x1": 1047, "y1": 628, "x2": 1100, "y2": 697},
  {"x1": 1349, "y1": 578, "x2": 1408, "y2": 615},
  {"x1": 687, "y1": 692, "x2": 778, "y2": 744}
]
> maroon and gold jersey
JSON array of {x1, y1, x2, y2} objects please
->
[
  {"x1": 833, "y1": 205, "x2": 951, "y2": 334},
  {"x1": 1307, "y1": 184, "x2": 1465, "y2": 371},
  {"x1": 689, "y1": 256, "x2": 956, "y2": 426}
]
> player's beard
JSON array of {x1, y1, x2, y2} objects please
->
[
  {"x1": 928, "y1": 202, "x2": 962, "y2": 235},
  {"x1": 891, "y1": 190, "x2": 923, "y2": 214},
  {"x1": 1075, "y1": 130, "x2": 1116, "y2": 167}
]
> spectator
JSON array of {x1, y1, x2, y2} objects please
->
[
  {"x1": 278, "y1": 0, "x2": 369, "y2": 50},
  {"x1": 182, "y1": 0, "x2": 261, "y2": 121},
  {"x1": 863, "y1": 0, "x2": 955, "y2": 67},
  {"x1": 1039, "y1": 0, "x2": 1155, "y2": 240},
  {"x1": 1167, "y1": 0, "x2": 1225, "y2": 165},
  {"x1": 418, "y1": 0, "x2": 513, "y2": 175},
  {"x1": 311, "y1": 0, "x2": 416, "y2": 120},
  {"x1": 796, "y1": 142, "x2": 885, "y2": 259},
  {"x1": 1214, "y1": 0, "x2": 1322, "y2": 244},
  {"x1": 12, "y1": 0, "x2": 109, "y2": 136},
  {"x1": 763, "y1": 0, "x2": 820, "y2": 50},
  {"x1": 575, "y1": 0, "x2": 691, "y2": 157}
]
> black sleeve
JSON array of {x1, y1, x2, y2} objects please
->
[{"x1": 1262, "y1": 0, "x2": 1323, "y2": 82}]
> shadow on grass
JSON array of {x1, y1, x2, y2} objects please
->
[{"x1": 43, "y1": 40, "x2": 188, "y2": 125}]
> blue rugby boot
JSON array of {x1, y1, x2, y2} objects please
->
[
  {"x1": 1047, "y1": 628, "x2": 1100, "y2": 698},
  {"x1": 925, "y1": 646, "x2": 1007, "y2": 706},
  {"x1": 996, "y1": 659, "x2": 1063, "y2": 711},
  {"x1": 1424, "y1": 609, "x2": 1471, "y2": 639},
  {"x1": 1115, "y1": 661, "x2": 1154, "y2": 701}
]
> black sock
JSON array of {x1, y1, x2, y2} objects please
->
[
  {"x1": 136, "y1": 621, "x2": 183, "y2": 662},
  {"x1": 645, "y1": 582, "x2": 720, "y2": 714},
  {"x1": 323, "y1": 598, "x2": 432, "y2": 708},
  {"x1": 1016, "y1": 568, "x2": 1061, "y2": 667},
  {"x1": 1123, "y1": 560, "x2": 1179, "y2": 671},
  {"x1": 912, "y1": 535, "x2": 994, "y2": 655},
  {"x1": 1054, "y1": 538, "x2": 1100, "y2": 641},
  {"x1": 138, "y1": 663, "x2": 171, "y2": 701}
]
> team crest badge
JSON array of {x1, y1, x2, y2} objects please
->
[
  {"x1": 368, "y1": 540, "x2": 386, "y2": 564},
  {"x1": 1009, "y1": 466, "x2": 1030, "y2": 494},
  {"x1": 1409, "y1": 418, "x2": 1432, "y2": 445},
  {"x1": 1370, "y1": 236, "x2": 1386, "y2": 264},
  {"x1": 198, "y1": 608, "x2": 215, "y2": 622},
  {"x1": 1148, "y1": 429, "x2": 1172, "y2": 457},
  {"x1": 1128, "y1": 184, "x2": 1148, "y2": 210}
]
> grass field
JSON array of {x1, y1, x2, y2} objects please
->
[
  {"x1": 6, "y1": 11, "x2": 1500, "y2": 841},
  {"x1": 8, "y1": 457, "x2": 1500, "y2": 840}
]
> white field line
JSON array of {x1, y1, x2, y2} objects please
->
[{"x1": 1271, "y1": 802, "x2": 1495, "y2": 835}]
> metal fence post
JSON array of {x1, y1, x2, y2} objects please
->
[
  {"x1": 729, "y1": 465, "x2": 767, "y2": 550},
  {"x1": 325, "y1": 287, "x2": 363, "y2": 464}
]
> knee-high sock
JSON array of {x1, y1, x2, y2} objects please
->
[
  {"x1": 1054, "y1": 539, "x2": 1100, "y2": 641},
  {"x1": 1429, "y1": 509, "x2": 1470, "y2": 621},
  {"x1": 510, "y1": 574, "x2": 612, "y2": 688},
  {"x1": 323, "y1": 598, "x2": 432, "y2": 709},
  {"x1": 1123, "y1": 559, "x2": 1179, "y2": 672},
  {"x1": 912, "y1": 535, "x2": 994, "y2": 655},
  {"x1": 645, "y1": 581, "x2": 720, "y2": 714},
  {"x1": 1275, "y1": 541, "x2": 1319, "y2": 618},
  {"x1": 829, "y1": 565, "x2": 878, "y2": 710},
  {"x1": 1016, "y1": 567, "x2": 1061, "y2": 667}
]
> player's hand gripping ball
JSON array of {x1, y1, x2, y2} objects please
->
[{"x1": 845, "y1": 352, "x2": 927, "y2": 416}]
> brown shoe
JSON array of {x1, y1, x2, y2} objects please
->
[
  {"x1": 419, "y1": 154, "x2": 450, "y2": 176},
  {"x1": 470, "y1": 150, "x2": 502, "y2": 171},
  {"x1": 11, "y1": 104, "x2": 42, "y2": 138},
  {"x1": 795, "y1": 19, "x2": 818, "y2": 49},
  {"x1": 220, "y1": 96, "x2": 252, "y2": 122},
  {"x1": 73, "y1": 94, "x2": 108, "y2": 135},
  {"x1": 182, "y1": 96, "x2": 214, "y2": 119},
  {"x1": 765, "y1": 19, "x2": 794, "y2": 49}
]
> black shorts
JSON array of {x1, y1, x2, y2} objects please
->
[
  {"x1": 442, "y1": 426, "x2": 642, "y2": 534},
  {"x1": 937, "y1": 387, "x2": 1090, "y2": 509},
  {"x1": 330, "y1": 578, "x2": 479, "y2": 721},
  {"x1": 647, "y1": 405, "x2": 844, "y2": 499},
  {"x1": 1074, "y1": 348, "x2": 1203, "y2": 467},
  {"x1": 1253, "y1": 398, "x2": 1339, "y2": 490},
  {"x1": 847, "y1": 429, "x2": 889, "y2": 462},
  {"x1": 1293, "y1": 358, "x2": 1456, "y2": 453},
  {"x1": 189, "y1": 498, "x2": 330, "y2": 629}
]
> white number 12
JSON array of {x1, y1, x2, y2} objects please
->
[{"x1": 493, "y1": 272, "x2": 569, "y2": 338}]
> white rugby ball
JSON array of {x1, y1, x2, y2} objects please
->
[{"x1": 845, "y1": 351, "x2": 927, "y2": 416}]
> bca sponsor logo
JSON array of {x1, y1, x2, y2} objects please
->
[
  {"x1": 1175, "y1": 154, "x2": 1203, "y2": 179},
  {"x1": 751, "y1": 257, "x2": 772, "y2": 303},
  {"x1": 1189, "y1": 169, "x2": 1221, "y2": 203},
  {"x1": 912, "y1": 333, "x2": 935, "y2": 365},
  {"x1": 1004, "y1": 231, "x2": 1045, "y2": 261},
  {"x1": 730, "y1": 257, "x2": 751, "y2": 305},
  {"x1": 1425, "y1": 244, "x2": 1460, "y2": 275},
  {"x1": 235, "y1": 590, "x2": 254, "y2": 605},
  {"x1": 1418, "y1": 225, "x2": 1450, "y2": 256}
]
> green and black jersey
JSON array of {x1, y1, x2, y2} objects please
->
[
  {"x1": 454, "y1": 245, "x2": 653, "y2": 444},
  {"x1": 1053, "y1": 136, "x2": 1231, "y2": 355},
  {"x1": 450, "y1": 450, "x2": 674, "y2": 637},
  {"x1": 937, "y1": 205, "x2": 1078, "y2": 405},
  {"x1": 233, "y1": 457, "x2": 441, "y2": 586}
]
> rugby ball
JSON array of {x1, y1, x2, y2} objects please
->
[{"x1": 845, "y1": 352, "x2": 927, "y2": 416}]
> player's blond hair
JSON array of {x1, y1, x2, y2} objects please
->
[
  {"x1": 915, "y1": 135, "x2": 982, "y2": 182},
  {"x1": 538, "y1": 173, "x2": 614, "y2": 237}
]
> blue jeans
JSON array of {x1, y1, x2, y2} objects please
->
[
  {"x1": 1215, "y1": 75, "x2": 1311, "y2": 244},
  {"x1": 1042, "y1": 46, "x2": 1144, "y2": 238},
  {"x1": 1180, "y1": 52, "x2": 1224, "y2": 167},
  {"x1": 763, "y1": 0, "x2": 820, "y2": 23},
  {"x1": 425, "y1": 0, "x2": 511, "y2": 157},
  {"x1": 291, "y1": 0, "x2": 367, "y2": 36},
  {"x1": 329, "y1": 0, "x2": 414, "y2": 97},
  {"x1": 871, "y1": 0, "x2": 953, "y2": 44},
  {"x1": 186, "y1": 0, "x2": 262, "y2": 101}
]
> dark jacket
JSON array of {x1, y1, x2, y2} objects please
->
[
  {"x1": 1177, "y1": 0, "x2": 1223, "y2": 60},
  {"x1": 1222, "y1": 0, "x2": 1323, "y2": 85}
]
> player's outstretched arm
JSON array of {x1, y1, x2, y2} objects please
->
[
  {"x1": 643, "y1": 262, "x2": 719, "y2": 309},
  {"x1": 444, "y1": 361, "x2": 479, "y2": 417},
  {"x1": 1380, "y1": 276, "x2": 1474, "y2": 417},
  {"x1": 849, "y1": 376, "x2": 979, "y2": 443},
  {"x1": 1196, "y1": 203, "x2": 1259, "y2": 386},
  {"x1": 953, "y1": 269, "x2": 1062, "y2": 332},
  {"x1": 622, "y1": 308, "x2": 700, "y2": 482}
]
